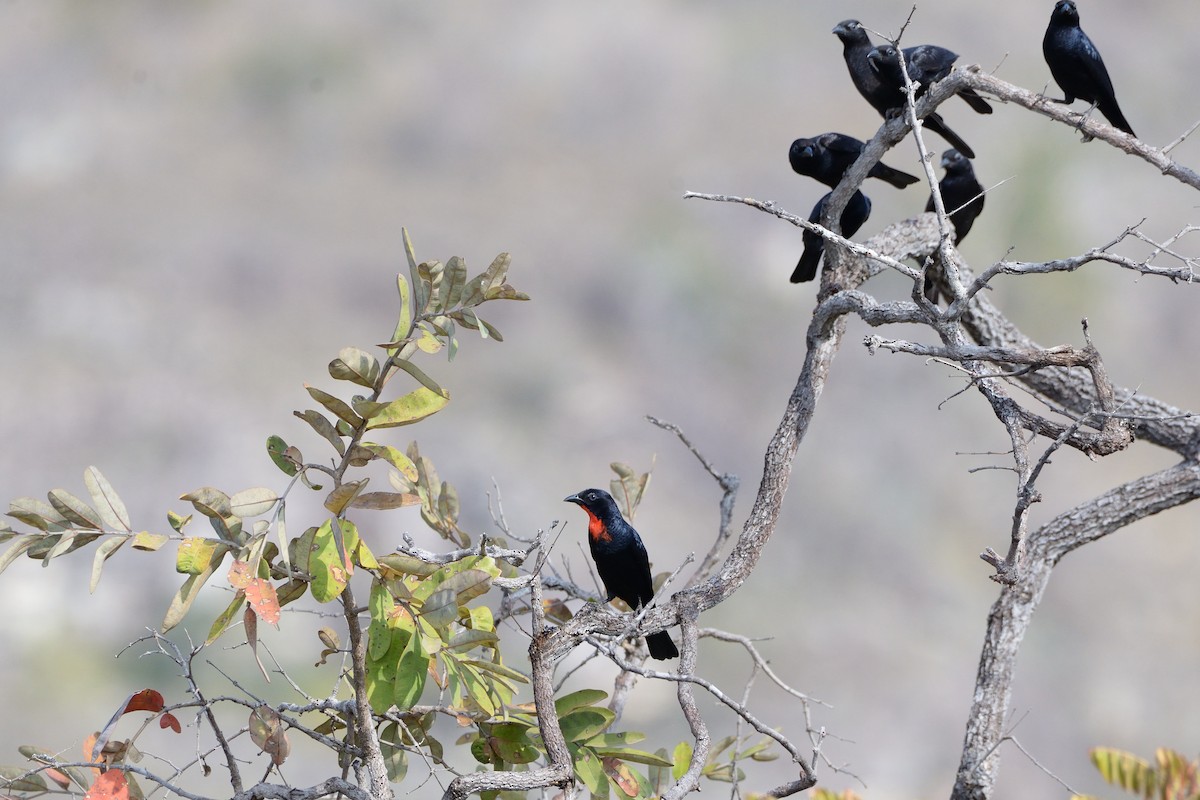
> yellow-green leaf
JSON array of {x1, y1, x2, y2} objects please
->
[
  {"x1": 393, "y1": 627, "x2": 427, "y2": 711},
  {"x1": 329, "y1": 347, "x2": 381, "y2": 388},
  {"x1": 180, "y1": 487, "x2": 232, "y2": 520},
  {"x1": 176, "y1": 537, "x2": 231, "y2": 575},
  {"x1": 304, "y1": 384, "x2": 363, "y2": 427},
  {"x1": 324, "y1": 480, "x2": 368, "y2": 516},
  {"x1": 355, "y1": 387, "x2": 450, "y2": 430},
  {"x1": 132, "y1": 531, "x2": 170, "y2": 551}
]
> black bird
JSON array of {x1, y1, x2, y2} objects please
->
[
  {"x1": 564, "y1": 488, "x2": 679, "y2": 660},
  {"x1": 1042, "y1": 0, "x2": 1135, "y2": 136},
  {"x1": 832, "y1": 19, "x2": 977, "y2": 159},
  {"x1": 791, "y1": 189, "x2": 872, "y2": 284},
  {"x1": 789, "y1": 133, "x2": 920, "y2": 189},
  {"x1": 923, "y1": 149, "x2": 984, "y2": 302},
  {"x1": 867, "y1": 43, "x2": 993, "y2": 115}
]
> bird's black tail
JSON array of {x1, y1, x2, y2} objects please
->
[
  {"x1": 1099, "y1": 101, "x2": 1135, "y2": 137},
  {"x1": 790, "y1": 240, "x2": 822, "y2": 283},
  {"x1": 647, "y1": 630, "x2": 679, "y2": 660},
  {"x1": 924, "y1": 112, "x2": 976, "y2": 159},
  {"x1": 870, "y1": 163, "x2": 921, "y2": 189},
  {"x1": 958, "y1": 88, "x2": 993, "y2": 115}
]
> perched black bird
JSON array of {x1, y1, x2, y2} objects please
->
[
  {"x1": 832, "y1": 19, "x2": 977, "y2": 159},
  {"x1": 923, "y1": 149, "x2": 984, "y2": 302},
  {"x1": 789, "y1": 133, "x2": 920, "y2": 189},
  {"x1": 1042, "y1": 0, "x2": 1135, "y2": 136},
  {"x1": 867, "y1": 43, "x2": 993, "y2": 115},
  {"x1": 564, "y1": 488, "x2": 678, "y2": 660},
  {"x1": 791, "y1": 189, "x2": 872, "y2": 284}
]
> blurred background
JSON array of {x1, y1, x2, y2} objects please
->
[{"x1": 1, "y1": 2, "x2": 1198, "y2": 798}]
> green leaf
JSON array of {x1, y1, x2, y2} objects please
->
[
  {"x1": 304, "y1": 384, "x2": 363, "y2": 427},
  {"x1": 329, "y1": 346, "x2": 381, "y2": 388},
  {"x1": 421, "y1": 588, "x2": 459, "y2": 630},
  {"x1": 440, "y1": 255, "x2": 468, "y2": 309},
  {"x1": 206, "y1": 590, "x2": 247, "y2": 645},
  {"x1": 90, "y1": 535, "x2": 131, "y2": 591},
  {"x1": 464, "y1": 657, "x2": 529, "y2": 685},
  {"x1": 435, "y1": 568, "x2": 494, "y2": 604},
  {"x1": 446, "y1": 629, "x2": 499, "y2": 652},
  {"x1": 266, "y1": 435, "x2": 299, "y2": 476},
  {"x1": 167, "y1": 510, "x2": 192, "y2": 533},
  {"x1": 393, "y1": 627, "x2": 427, "y2": 711},
  {"x1": 84, "y1": 466, "x2": 131, "y2": 532},
  {"x1": 556, "y1": 688, "x2": 608, "y2": 717},
  {"x1": 379, "y1": 722, "x2": 409, "y2": 782},
  {"x1": 392, "y1": 358, "x2": 445, "y2": 397},
  {"x1": 378, "y1": 553, "x2": 440, "y2": 578},
  {"x1": 573, "y1": 746, "x2": 607, "y2": 796},
  {"x1": 47, "y1": 489, "x2": 103, "y2": 530},
  {"x1": 559, "y1": 708, "x2": 615, "y2": 743},
  {"x1": 0, "y1": 767, "x2": 48, "y2": 793},
  {"x1": 589, "y1": 746, "x2": 674, "y2": 768}
]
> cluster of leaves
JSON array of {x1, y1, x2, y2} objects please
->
[
  {"x1": 0, "y1": 690, "x2": 179, "y2": 800},
  {"x1": 1073, "y1": 747, "x2": 1200, "y2": 800},
  {"x1": 0, "y1": 234, "x2": 780, "y2": 800}
]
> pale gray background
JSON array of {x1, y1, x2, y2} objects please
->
[{"x1": 1, "y1": 3, "x2": 1198, "y2": 798}]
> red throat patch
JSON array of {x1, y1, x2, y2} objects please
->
[{"x1": 584, "y1": 509, "x2": 612, "y2": 543}]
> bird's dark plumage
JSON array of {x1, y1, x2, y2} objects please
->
[
  {"x1": 565, "y1": 488, "x2": 678, "y2": 660},
  {"x1": 791, "y1": 189, "x2": 872, "y2": 284},
  {"x1": 923, "y1": 149, "x2": 984, "y2": 302},
  {"x1": 789, "y1": 133, "x2": 920, "y2": 189},
  {"x1": 1042, "y1": 0, "x2": 1135, "y2": 136},
  {"x1": 832, "y1": 20, "x2": 977, "y2": 159},
  {"x1": 867, "y1": 43, "x2": 993, "y2": 115}
]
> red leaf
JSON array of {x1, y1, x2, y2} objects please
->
[
  {"x1": 45, "y1": 767, "x2": 72, "y2": 789},
  {"x1": 227, "y1": 559, "x2": 253, "y2": 589},
  {"x1": 84, "y1": 770, "x2": 128, "y2": 800},
  {"x1": 160, "y1": 713, "x2": 182, "y2": 734},
  {"x1": 124, "y1": 689, "x2": 165, "y2": 714},
  {"x1": 245, "y1": 579, "x2": 281, "y2": 626}
]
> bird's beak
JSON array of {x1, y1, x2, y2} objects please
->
[
  {"x1": 941, "y1": 154, "x2": 953, "y2": 168},
  {"x1": 831, "y1": 23, "x2": 844, "y2": 35},
  {"x1": 564, "y1": 493, "x2": 583, "y2": 505}
]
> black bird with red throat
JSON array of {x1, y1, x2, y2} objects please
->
[{"x1": 564, "y1": 488, "x2": 679, "y2": 660}]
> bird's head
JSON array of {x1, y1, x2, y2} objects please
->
[
  {"x1": 941, "y1": 149, "x2": 971, "y2": 174},
  {"x1": 564, "y1": 488, "x2": 619, "y2": 517},
  {"x1": 1050, "y1": 0, "x2": 1079, "y2": 25},
  {"x1": 789, "y1": 138, "x2": 817, "y2": 171},
  {"x1": 832, "y1": 19, "x2": 867, "y2": 44},
  {"x1": 867, "y1": 44, "x2": 899, "y2": 68}
]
